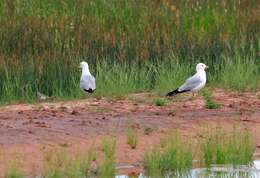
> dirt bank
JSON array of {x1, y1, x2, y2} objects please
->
[{"x1": 0, "y1": 89, "x2": 259, "y2": 177}]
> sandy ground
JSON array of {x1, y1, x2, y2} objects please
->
[{"x1": 0, "y1": 89, "x2": 260, "y2": 177}]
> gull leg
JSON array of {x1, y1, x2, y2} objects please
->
[
  {"x1": 188, "y1": 92, "x2": 194, "y2": 100},
  {"x1": 192, "y1": 92, "x2": 196, "y2": 100},
  {"x1": 194, "y1": 92, "x2": 198, "y2": 98}
]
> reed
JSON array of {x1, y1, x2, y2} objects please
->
[{"x1": 0, "y1": 0, "x2": 258, "y2": 102}]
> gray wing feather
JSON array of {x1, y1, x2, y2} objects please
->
[
  {"x1": 80, "y1": 75, "x2": 96, "y2": 90},
  {"x1": 179, "y1": 74, "x2": 202, "y2": 91}
]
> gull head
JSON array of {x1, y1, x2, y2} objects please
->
[
  {"x1": 80, "y1": 61, "x2": 89, "y2": 70},
  {"x1": 196, "y1": 63, "x2": 208, "y2": 71}
]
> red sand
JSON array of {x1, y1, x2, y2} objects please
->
[{"x1": 0, "y1": 89, "x2": 259, "y2": 177}]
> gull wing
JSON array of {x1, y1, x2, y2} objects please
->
[
  {"x1": 80, "y1": 74, "x2": 96, "y2": 91},
  {"x1": 178, "y1": 74, "x2": 202, "y2": 92}
]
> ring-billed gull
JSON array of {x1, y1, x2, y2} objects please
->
[
  {"x1": 166, "y1": 63, "x2": 208, "y2": 96},
  {"x1": 80, "y1": 61, "x2": 96, "y2": 93}
]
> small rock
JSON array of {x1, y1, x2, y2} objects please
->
[
  {"x1": 128, "y1": 171, "x2": 139, "y2": 177},
  {"x1": 102, "y1": 117, "x2": 109, "y2": 120},
  {"x1": 130, "y1": 123, "x2": 141, "y2": 130},
  {"x1": 228, "y1": 103, "x2": 234, "y2": 108},
  {"x1": 71, "y1": 110, "x2": 79, "y2": 115},
  {"x1": 168, "y1": 112, "x2": 175, "y2": 116},
  {"x1": 183, "y1": 104, "x2": 188, "y2": 108},
  {"x1": 59, "y1": 106, "x2": 69, "y2": 111},
  {"x1": 144, "y1": 127, "x2": 153, "y2": 135},
  {"x1": 6, "y1": 125, "x2": 13, "y2": 128},
  {"x1": 155, "y1": 112, "x2": 160, "y2": 115},
  {"x1": 241, "y1": 117, "x2": 250, "y2": 122},
  {"x1": 41, "y1": 106, "x2": 49, "y2": 111},
  {"x1": 59, "y1": 143, "x2": 69, "y2": 147},
  {"x1": 160, "y1": 128, "x2": 167, "y2": 133}
]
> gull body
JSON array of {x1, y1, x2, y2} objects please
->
[
  {"x1": 80, "y1": 61, "x2": 96, "y2": 93},
  {"x1": 166, "y1": 63, "x2": 208, "y2": 96}
]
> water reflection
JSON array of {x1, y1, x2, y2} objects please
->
[{"x1": 116, "y1": 160, "x2": 260, "y2": 178}]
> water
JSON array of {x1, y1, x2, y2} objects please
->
[{"x1": 116, "y1": 160, "x2": 260, "y2": 178}]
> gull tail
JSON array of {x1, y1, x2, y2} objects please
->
[
  {"x1": 166, "y1": 89, "x2": 189, "y2": 96},
  {"x1": 84, "y1": 88, "x2": 95, "y2": 93}
]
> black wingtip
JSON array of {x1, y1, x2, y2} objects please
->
[
  {"x1": 166, "y1": 89, "x2": 179, "y2": 96},
  {"x1": 166, "y1": 89, "x2": 190, "y2": 96}
]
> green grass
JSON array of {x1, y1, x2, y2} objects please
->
[
  {"x1": 0, "y1": 0, "x2": 258, "y2": 103},
  {"x1": 202, "y1": 89, "x2": 220, "y2": 109},
  {"x1": 153, "y1": 97, "x2": 167, "y2": 106},
  {"x1": 215, "y1": 56, "x2": 260, "y2": 91},
  {"x1": 201, "y1": 126, "x2": 255, "y2": 167},
  {"x1": 42, "y1": 148, "x2": 95, "y2": 178},
  {"x1": 144, "y1": 132, "x2": 193, "y2": 177},
  {"x1": 98, "y1": 137, "x2": 116, "y2": 178},
  {"x1": 127, "y1": 126, "x2": 138, "y2": 149},
  {"x1": 4, "y1": 160, "x2": 25, "y2": 178},
  {"x1": 144, "y1": 127, "x2": 255, "y2": 177},
  {"x1": 1, "y1": 127, "x2": 257, "y2": 177},
  {"x1": 0, "y1": 55, "x2": 259, "y2": 104},
  {"x1": 40, "y1": 139, "x2": 114, "y2": 178},
  {"x1": 5, "y1": 167, "x2": 25, "y2": 178}
]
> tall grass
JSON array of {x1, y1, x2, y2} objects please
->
[
  {"x1": 5, "y1": 167, "x2": 25, "y2": 178},
  {"x1": 202, "y1": 89, "x2": 220, "y2": 109},
  {"x1": 0, "y1": 127, "x2": 257, "y2": 177},
  {"x1": 42, "y1": 148, "x2": 95, "y2": 178},
  {"x1": 127, "y1": 126, "x2": 138, "y2": 149},
  {"x1": 144, "y1": 132, "x2": 193, "y2": 177},
  {"x1": 201, "y1": 126, "x2": 255, "y2": 167},
  {"x1": 97, "y1": 137, "x2": 116, "y2": 178},
  {"x1": 144, "y1": 128, "x2": 255, "y2": 177},
  {"x1": 0, "y1": 0, "x2": 258, "y2": 102},
  {"x1": 214, "y1": 55, "x2": 260, "y2": 91},
  {"x1": 4, "y1": 159, "x2": 25, "y2": 178}
]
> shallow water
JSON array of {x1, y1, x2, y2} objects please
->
[{"x1": 116, "y1": 160, "x2": 260, "y2": 178}]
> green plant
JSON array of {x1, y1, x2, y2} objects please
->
[
  {"x1": 42, "y1": 147, "x2": 95, "y2": 178},
  {"x1": 202, "y1": 90, "x2": 220, "y2": 109},
  {"x1": 98, "y1": 137, "x2": 116, "y2": 178},
  {"x1": 144, "y1": 132, "x2": 193, "y2": 177},
  {"x1": 144, "y1": 149, "x2": 164, "y2": 177},
  {"x1": 201, "y1": 126, "x2": 255, "y2": 167},
  {"x1": 0, "y1": 0, "x2": 258, "y2": 103},
  {"x1": 127, "y1": 126, "x2": 138, "y2": 149},
  {"x1": 215, "y1": 56, "x2": 260, "y2": 91},
  {"x1": 153, "y1": 98, "x2": 167, "y2": 106},
  {"x1": 5, "y1": 166, "x2": 25, "y2": 178}
]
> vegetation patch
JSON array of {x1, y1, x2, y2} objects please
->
[
  {"x1": 144, "y1": 132, "x2": 193, "y2": 177},
  {"x1": 202, "y1": 89, "x2": 220, "y2": 109},
  {"x1": 0, "y1": 0, "x2": 258, "y2": 103},
  {"x1": 127, "y1": 126, "x2": 138, "y2": 149},
  {"x1": 42, "y1": 147, "x2": 95, "y2": 178},
  {"x1": 200, "y1": 126, "x2": 255, "y2": 167},
  {"x1": 153, "y1": 98, "x2": 167, "y2": 106},
  {"x1": 98, "y1": 137, "x2": 116, "y2": 178}
]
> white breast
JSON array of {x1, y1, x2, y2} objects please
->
[{"x1": 191, "y1": 71, "x2": 206, "y2": 92}]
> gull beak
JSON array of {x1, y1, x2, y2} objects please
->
[{"x1": 205, "y1": 65, "x2": 209, "y2": 69}]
